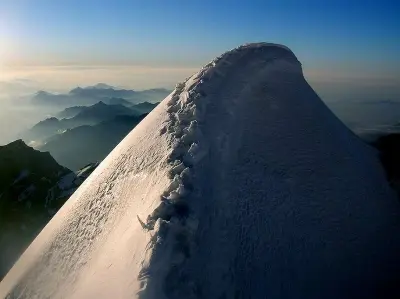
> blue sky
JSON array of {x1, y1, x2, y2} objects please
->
[{"x1": 0, "y1": 0, "x2": 399, "y2": 91}]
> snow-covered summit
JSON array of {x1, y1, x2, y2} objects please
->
[{"x1": 1, "y1": 43, "x2": 400, "y2": 299}]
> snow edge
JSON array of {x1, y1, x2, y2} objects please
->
[{"x1": 136, "y1": 42, "x2": 300, "y2": 298}]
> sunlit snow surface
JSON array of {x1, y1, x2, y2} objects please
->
[{"x1": 1, "y1": 43, "x2": 400, "y2": 299}]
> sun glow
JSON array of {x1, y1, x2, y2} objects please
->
[
  {"x1": 0, "y1": 37, "x2": 5, "y2": 70},
  {"x1": 0, "y1": 29, "x2": 10, "y2": 73},
  {"x1": 0, "y1": 33, "x2": 19, "y2": 81}
]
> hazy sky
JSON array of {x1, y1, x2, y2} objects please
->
[{"x1": 0, "y1": 0, "x2": 399, "y2": 93}]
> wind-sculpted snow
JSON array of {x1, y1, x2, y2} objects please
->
[
  {"x1": 1, "y1": 43, "x2": 400, "y2": 299},
  {"x1": 136, "y1": 43, "x2": 302, "y2": 298}
]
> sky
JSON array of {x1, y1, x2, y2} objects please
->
[{"x1": 0, "y1": 0, "x2": 399, "y2": 95}]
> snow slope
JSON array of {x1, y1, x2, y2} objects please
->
[{"x1": 1, "y1": 43, "x2": 400, "y2": 299}]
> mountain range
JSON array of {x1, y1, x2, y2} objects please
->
[
  {"x1": 56, "y1": 100, "x2": 157, "y2": 119},
  {"x1": 32, "y1": 84, "x2": 170, "y2": 108},
  {"x1": 22, "y1": 101, "x2": 157, "y2": 144},
  {"x1": 39, "y1": 114, "x2": 147, "y2": 170}
]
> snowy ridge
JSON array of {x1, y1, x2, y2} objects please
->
[
  {"x1": 137, "y1": 43, "x2": 300, "y2": 298},
  {"x1": 140, "y1": 42, "x2": 298, "y2": 230}
]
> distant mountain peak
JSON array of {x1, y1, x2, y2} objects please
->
[
  {"x1": 4, "y1": 139, "x2": 29, "y2": 149},
  {"x1": 34, "y1": 90, "x2": 52, "y2": 97},
  {"x1": 32, "y1": 117, "x2": 60, "y2": 127},
  {"x1": 46, "y1": 117, "x2": 59, "y2": 121},
  {"x1": 135, "y1": 101, "x2": 154, "y2": 106},
  {"x1": 71, "y1": 84, "x2": 116, "y2": 92},
  {"x1": 0, "y1": 139, "x2": 69, "y2": 185},
  {"x1": 88, "y1": 83, "x2": 115, "y2": 90},
  {"x1": 68, "y1": 87, "x2": 83, "y2": 94}
]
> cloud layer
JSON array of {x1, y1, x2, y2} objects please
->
[{"x1": 0, "y1": 65, "x2": 198, "y2": 92}]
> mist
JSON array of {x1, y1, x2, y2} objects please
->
[
  {"x1": 0, "y1": 96, "x2": 59, "y2": 145},
  {"x1": 1, "y1": 65, "x2": 400, "y2": 145}
]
